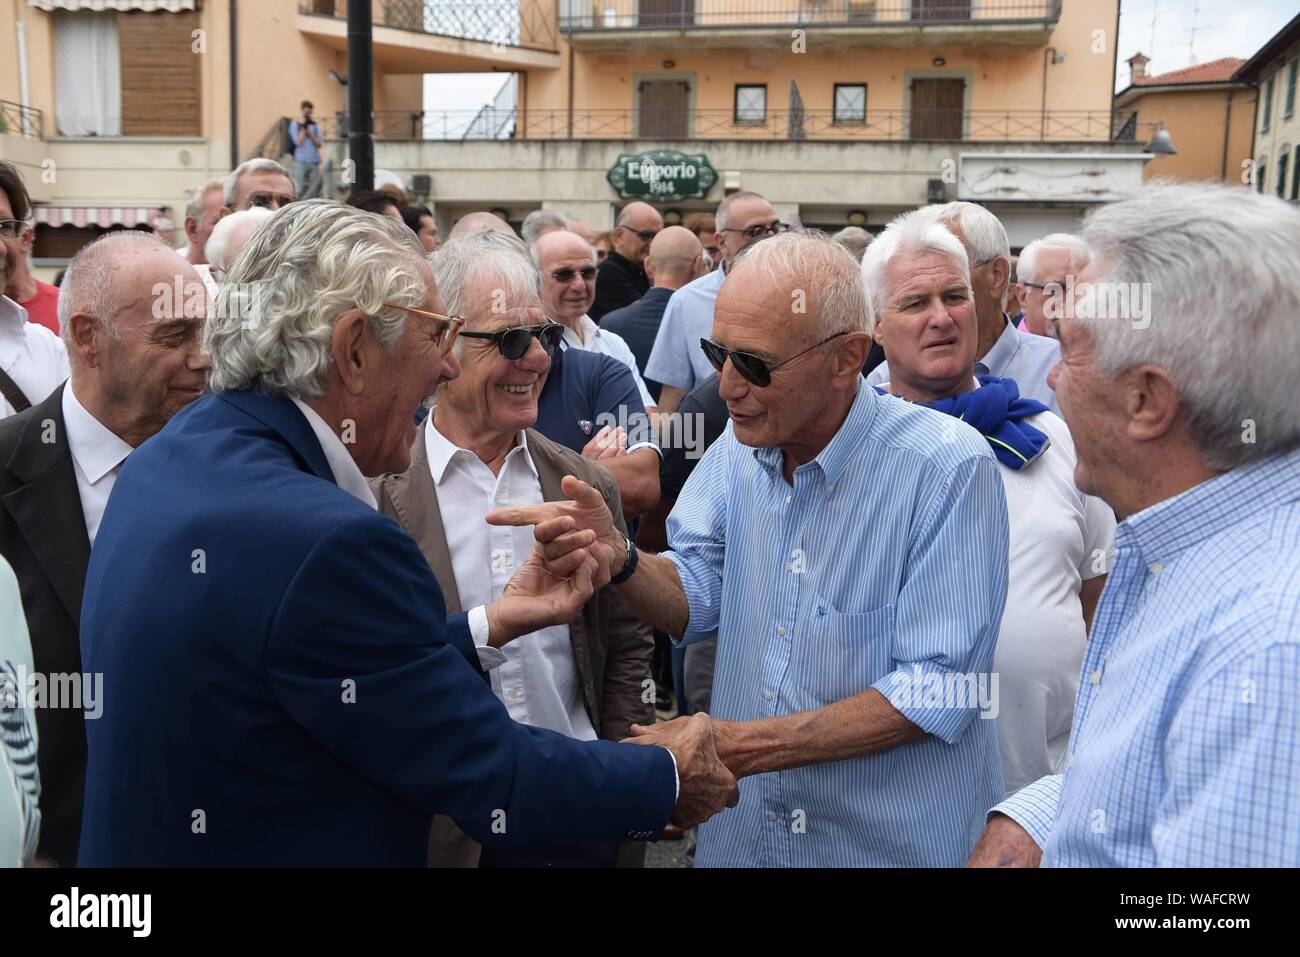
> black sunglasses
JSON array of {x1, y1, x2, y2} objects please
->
[
  {"x1": 721, "y1": 221, "x2": 789, "y2": 241},
  {"x1": 550, "y1": 265, "x2": 597, "y2": 284},
  {"x1": 459, "y1": 322, "x2": 565, "y2": 360},
  {"x1": 618, "y1": 225, "x2": 659, "y2": 242},
  {"x1": 700, "y1": 331, "x2": 850, "y2": 387}
]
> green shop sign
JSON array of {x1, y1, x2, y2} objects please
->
[{"x1": 606, "y1": 149, "x2": 718, "y2": 202}]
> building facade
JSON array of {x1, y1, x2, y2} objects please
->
[
  {"x1": 1113, "y1": 53, "x2": 1255, "y2": 184},
  {"x1": 1235, "y1": 13, "x2": 1300, "y2": 202},
  {"x1": 2, "y1": 0, "x2": 1157, "y2": 276}
]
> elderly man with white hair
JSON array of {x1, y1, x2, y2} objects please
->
[
  {"x1": 867, "y1": 201, "x2": 1061, "y2": 414},
  {"x1": 204, "y1": 206, "x2": 274, "y2": 287},
  {"x1": 374, "y1": 230, "x2": 657, "y2": 867},
  {"x1": 222, "y1": 158, "x2": 296, "y2": 213},
  {"x1": 863, "y1": 212, "x2": 1115, "y2": 797},
  {"x1": 971, "y1": 182, "x2": 1300, "y2": 868},
  {"x1": 492, "y1": 230, "x2": 1011, "y2": 867},
  {"x1": 76, "y1": 199, "x2": 737, "y2": 866},
  {"x1": 1014, "y1": 233, "x2": 1091, "y2": 339}
]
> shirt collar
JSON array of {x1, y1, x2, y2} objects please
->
[
  {"x1": 0, "y1": 296, "x2": 27, "y2": 333},
  {"x1": 289, "y1": 397, "x2": 377, "y2": 509},
  {"x1": 562, "y1": 315, "x2": 600, "y2": 350},
  {"x1": 977, "y1": 314, "x2": 1019, "y2": 372},
  {"x1": 1118, "y1": 447, "x2": 1300, "y2": 566},
  {"x1": 61, "y1": 383, "x2": 133, "y2": 484},
  {"x1": 425, "y1": 419, "x2": 536, "y2": 486},
  {"x1": 752, "y1": 382, "x2": 876, "y2": 488}
]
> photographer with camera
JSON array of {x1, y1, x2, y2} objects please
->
[{"x1": 288, "y1": 100, "x2": 324, "y2": 200}]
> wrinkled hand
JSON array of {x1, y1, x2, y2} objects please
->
[
  {"x1": 967, "y1": 814, "x2": 1043, "y2": 868},
  {"x1": 623, "y1": 713, "x2": 739, "y2": 830},
  {"x1": 487, "y1": 475, "x2": 624, "y2": 586},
  {"x1": 581, "y1": 425, "x2": 627, "y2": 462},
  {"x1": 630, "y1": 715, "x2": 748, "y2": 776},
  {"x1": 485, "y1": 535, "x2": 599, "y2": 647}
]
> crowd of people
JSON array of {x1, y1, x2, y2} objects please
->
[{"x1": 0, "y1": 152, "x2": 1296, "y2": 869}]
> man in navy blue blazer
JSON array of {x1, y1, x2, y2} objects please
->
[{"x1": 78, "y1": 200, "x2": 737, "y2": 867}]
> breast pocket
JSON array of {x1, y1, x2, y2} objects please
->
[{"x1": 791, "y1": 598, "x2": 895, "y2": 706}]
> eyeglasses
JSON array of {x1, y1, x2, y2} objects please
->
[
  {"x1": 550, "y1": 266, "x2": 597, "y2": 284},
  {"x1": 459, "y1": 321, "x2": 566, "y2": 361},
  {"x1": 0, "y1": 219, "x2": 29, "y2": 239},
  {"x1": 246, "y1": 192, "x2": 296, "y2": 210},
  {"x1": 700, "y1": 331, "x2": 850, "y2": 388},
  {"x1": 383, "y1": 301, "x2": 464, "y2": 356},
  {"x1": 720, "y1": 221, "x2": 789, "y2": 241},
  {"x1": 617, "y1": 225, "x2": 659, "y2": 242}
]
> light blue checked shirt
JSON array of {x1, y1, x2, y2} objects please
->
[
  {"x1": 666, "y1": 385, "x2": 1010, "y2": 866},
  {"x1": 994, "y1": 448, "x2": 1300, "y2": 866}
]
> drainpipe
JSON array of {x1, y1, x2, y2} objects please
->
[
  {"x1": 16, "y1": 20, "x2": 30, "y2": 136},
  {"x1": 347, "y1": 0, "x2": 375, "y2": 190},
  {"x1": 229, "y1": 0, "x2": 239, "y2": 167},
  {"x1": 1040, "y1": 46, "x2": 1055, "y2": 139},
  {"x1": 1221, "y1": 88, "x2": 1234, "y2": 181},
  {"x1": 567, "y1": 44, "x2": 574, "y2": 140}
]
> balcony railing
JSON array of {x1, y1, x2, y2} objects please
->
[
  {"x1": 300, "y1": 1, "x2": 557, "y2": 52},
  {"x1": 0, "y1": 101, "x2": 45, "y2": 140},
  {"x1": 322, "y1": 107, "x2": 1135, "y2": 142},
  {"x1": 558, "y1": 0, "x2": 1060, "y2": 31}
]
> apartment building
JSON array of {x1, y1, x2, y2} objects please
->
[
  {"x1": 1236, "y1": 12, "x2": 1300, "y2": 202},
  {"x1": 2, "y1": 0, "x2": 1158, "y2": 275}
]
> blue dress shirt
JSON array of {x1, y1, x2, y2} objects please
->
[{"x1": 645, "y1": 268, "x2": 725, "y2": 393}]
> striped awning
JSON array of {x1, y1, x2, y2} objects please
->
[
  {"x1": 28, "y1": 0, "x2": 197, "y2": 12},
  {"x1": 34, "y1": 205, "x2": 159, "y2": 228}
]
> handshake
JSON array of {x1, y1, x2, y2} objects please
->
[{"x1": 623, "y1": 712, "x2": 740, "y2": 830}]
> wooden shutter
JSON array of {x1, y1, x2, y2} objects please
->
[
  {"x1": 910, "y1": 78, "x2": 964, "y2": 140},
  {"x1": 910, "y1": 0, "x2": 972, "y2": 20},
  {"x1": 638, "y1": 80, "x2": 690, "y2": 138},
  {"x1": 119, "y1": 11, "x2": 201, "y2": 136},
  {"x1": 639, "y1": 0, "x2": 695, "y2": 28}
]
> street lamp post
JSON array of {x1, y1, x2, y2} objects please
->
[{"x1": 347, "y1": 0, "x2": 374, "y2": 191}]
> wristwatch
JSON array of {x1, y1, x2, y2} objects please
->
[{"x1": 610, "y1": 532, "x2": 639, "y2": 585}]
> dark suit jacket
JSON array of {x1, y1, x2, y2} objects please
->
[
  {"x1": 77, "y1": 391, "x2": 674, "y2": 866},
  {"x1": 373, "y1": 423, "x2": 655, "y2": 866},
  {"x1": 600, "y1": 287, "x2": 672, "y2": 402},
  {"x1": 591, "y1": 251, "x2": 649, "y2": 323},
  {"x1": 0, "y1": 383, "x2": 88, "y2": 867}
]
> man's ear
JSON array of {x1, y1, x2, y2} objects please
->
[
  {"x1": 67, "y1": 313, "x2": 104, "y2": 368},
  {"x1": 185, "y1": 216, "x2": 200, "y2": 244},
  {"x1": 989, "y1": 257, "x2": 1011, "y2": 306},
  {"x1": 644, "y1": 257, "x2": 657, "y2": 284},
  {"x1": 330, "y1": 310, "x2": 370, "y2": 396},
  {"x1": 1124, "y1": 365, "x2": 1182, "y2": 444},
  {"x1": 19, "y1": 226, "x2": 34, "y2": 254},
  {"x1": 833, "y1": 331, "x2": 873, "y2": 381}
]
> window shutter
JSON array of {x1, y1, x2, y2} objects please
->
[{"x1": 118, "y1": 10, "x2": 201, "y2": 136}]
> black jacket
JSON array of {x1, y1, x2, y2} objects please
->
[
  {"x1": 590, "y1": 251, "x2": 649, "y2": 323},
  {"x1": 0, "y1": 383, "x2": 90, "y2": 866}
]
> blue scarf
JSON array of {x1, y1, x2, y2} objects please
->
[{"x1": 881, "y1": 376, "x2": 1051, "y2": 471}]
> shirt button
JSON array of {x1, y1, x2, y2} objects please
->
[
  {"x1": 777, "y1": 626, "x2": 786, "y2": 636},
  {"x1": 1089, "y1": 670, "x2": 1101, "y2": 685},
  {"x1": 1149, "y1": 562, "x2": 1163, "y2": 576},
  {"x1": 766, "y1": 811, "x2": 778, "y2": 822},
  {"x1": 763, "y1": 690, "x2": 773, "y2": 701},
  {"x1": 509, "y1": 689, "x2": 521, "y2": 699},
  {"x1": 1067, "y1": 752, "x2": 1076, "y2": 767},
  {"x1": 785, "y1": 495, "x2": 792, "y2": 504}
]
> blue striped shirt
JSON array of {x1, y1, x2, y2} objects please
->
[
  {"x1": 666, "y1": 385, "x2": 1010, "y2": 866},
  {"x1": 994, "y1": 448, "x2": 1300, "y2": 866}
]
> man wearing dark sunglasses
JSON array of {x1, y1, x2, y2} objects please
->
[
  {"x1": 590, "y1": 201, "x2": 663, "y2": 322},
  {"x1": 646, "y1": 191, "x2": 783, "y2": 414},
  {"x1": 374, "y1": 230, "x2": 663, "y2": 867},
  {"x1": 492, "y1": 230, "x2": 1011, "y2": 868}
]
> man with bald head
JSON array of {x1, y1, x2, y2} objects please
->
[
  {"x1": 646, "y1": 191, "x2": 785, "y2": 412},
  {"x1": 0, "y1": 231, "x2": 211, "y2": 865},
  {"x1": 449, "y1": 210, "x2": 519, "y2": 242},
  {"x1": 590, "y1": 201, "x2": 662, "y2": 322},
  {"x1": 601, "y1": 225, "x2": 705, "y2": 403}
]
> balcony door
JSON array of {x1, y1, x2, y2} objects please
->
[
  {"x1": 638, "y1": 79, "x2": 691, "y2": 139},
  {"x1": 910, "y1": 0, "x2": 972, "y2": 20},
  {"x1": 909, "y1": 78, "x2": 965, "y2": 140},
  {"x1": 638, "y1": 0, "x2": 695, "y2": 28}
]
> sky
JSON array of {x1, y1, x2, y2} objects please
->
[{"x1": 423, "y1": 1, "x2": 1300, "y2": 128}]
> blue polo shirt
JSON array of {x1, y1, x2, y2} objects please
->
[{"x1": 535, "y1": 344, "x2": 651, "y2": 454}]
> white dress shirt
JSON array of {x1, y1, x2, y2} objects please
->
[
  {"x1": 425, "y1": 421, "x2": 597, "y2": 741},
  {"x1": 0, "y1": 296, "x2": 70, "y2": 420},
  {"x1": 0, "y1": 555, "x2": 40, "y2": 867},
  {"x1": 287, "y1": 398, "x2": 503, "y2": 667},
  {"x1": 62, "y1": 385, "x2": 133, "y2": 548},
  {"x1": 992, "y1": 410, "x2": 1116, "y2": 795},
  {"x1": 564, "y1": 315, "x2": 658, "y2": 411}
]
